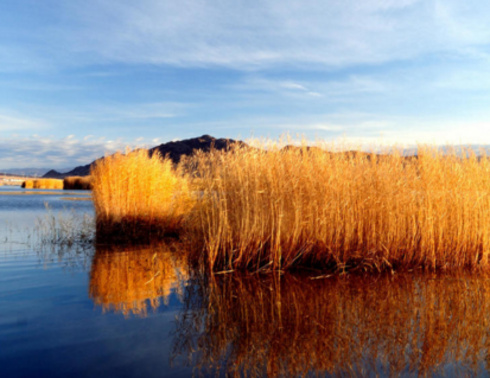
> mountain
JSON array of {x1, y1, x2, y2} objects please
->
[
  {"x1": 41, "y1": 138, "x2": 490, "y2": 179},
  {"x1": 0, "y1": 168, "x2": 69, "y2": 177},
  {"x1": 43, "y1": 135, "x2": 245, "y2": 178},
  {"x1": 148, "y1": 134, "x2": 246, "y2": 163}
]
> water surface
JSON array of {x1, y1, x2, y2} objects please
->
[{"x1": 2, "y1": 186, "x2": 490, "y2": 377}]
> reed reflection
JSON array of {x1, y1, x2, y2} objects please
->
[
  {"x1": 89, "y1": 243, "x2": 189, "y2": 317},
  {"x1": 173, "y1": 273, "x2": 490, "y2": 377}
]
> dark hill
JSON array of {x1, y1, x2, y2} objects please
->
[
  {"x1": 43, "y1": 135, "x2": 246, "y2": 178},
  {"x1": 42, "y1": 169, "x2": 65, "y2": 179},
  {"x1": 149, "y1": 134, "x2": 245, "y2": 163}
]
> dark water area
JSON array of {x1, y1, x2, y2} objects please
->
[{"x1": 2, "y1": 187, "x2": 490, "y2": 377}]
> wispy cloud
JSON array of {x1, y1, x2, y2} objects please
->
[
  {"x1": 0, "y1": 101, "x2": 186, "y2": 136},
  {"x1": 0, "y1": 135, "x2": 157, "y2": 170},
  {"x1": 0, "y1": 112, "x2": 47, "y2": 132},
  {"x1": 231, "y1": 74, "x2": 390, "y2": 103},
  {"x1": 4, "y1": 0, "x2": 490, "y2": 71},
  {"x1": 232, "y1": 77, "x2": 324, "y2": 98}
]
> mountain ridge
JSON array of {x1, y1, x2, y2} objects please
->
[
  {"x1": 41, "y1": 136, "x2": 490, "y2": 179},
  {"x1": 43, "y1": 135, "x2": 244, "y2": 178}
]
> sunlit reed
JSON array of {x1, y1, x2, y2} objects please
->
[
  {"x1": 189, "y1": 143, "x2": 490, "y2": 272},
  {"x1": 22, "y1": 178, "x2": 64, "y2": 190},
  {"x1": 90, "y1": 140, "x2": 490, "y2": 272},
  {"x1": 91, "y1": 149, "x2": 193, "y2": 242}
]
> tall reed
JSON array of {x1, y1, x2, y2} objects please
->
[
  {"x1": 91, "y1": 149, "x2": 193, "y2": 242},
  {"x1": 189, "y1": 143, "x2": 490, "y2": 271}
]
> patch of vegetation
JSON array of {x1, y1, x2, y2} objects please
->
[
  {"x1": 35, "y1": 207, "x2": 95, "y2": 247},
  {"x1": 90, "y1": 139, "x2": 490, "y2": 273},
  {"x1": 22, "y1": 179, "x2": 64, "y2": 190},
  {"x1": 63, "y1": 176, "x2": 92, "y2": 190},
  {"x1": 91, "y1": 149, "x2": 193, "y2": 243}
]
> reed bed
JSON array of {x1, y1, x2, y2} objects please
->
[
  {"x1": 91, "y1": 149, "x2": 193, "y2": 242},
  {"x1": 90, "y1": 141, "x2": 490, "y2": 272},
  {"x1": 89, "y1": 243, "x2": 188, "y2": 317},
  {"x1": 190, "y1": 143, "x2": 490, "y2": 271},
  {"x1": 22, "y1": 178, "x2": 64, "y2": 189},
  {"x1": 63, "y1": 175, "x2": 92, "y2": 190},
  {"x1": 173, "y1": 273, "x2": 490, "y2": 376}
]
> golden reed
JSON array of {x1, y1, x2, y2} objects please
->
[
  {"x1": 91, "y1": 149, "x2": 193, "y2": 242},
  {"x1": 173, "y1": 273, "x2": 490, "y2": 377},
  {"x1": 91, "y1": 141, "x2": 490, "y2": 272},
  {"x1": 22, "y1": 178, "x2": 64, "y2": 189},
  {"x1": 190, "y1": 143, "x2": 490, "y2": 271}
]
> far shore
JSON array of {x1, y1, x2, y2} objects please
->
[{"x1": 0, "y1": 190, "x2": 91, "y2": 196}]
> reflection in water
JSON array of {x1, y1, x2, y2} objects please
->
[
  {"x1": 173, "y1": 273, "x2": 490, "y2": 377},
  {"x1": 48, "y1": 236, "x2": 490, "y2": 376},
  {"x1": 89, "y1": 243, "x2": 189, "y2": 317}
]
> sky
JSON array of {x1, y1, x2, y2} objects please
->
[{"x1": 1, "y1": 0, "x2": 490, "y2": 169}]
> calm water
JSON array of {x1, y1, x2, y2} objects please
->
[{"x1": 2, "y1": 187, "x2": 490, "y2": 377}]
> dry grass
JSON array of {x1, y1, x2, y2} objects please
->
[
  {"x1": 89, "y1": 243, "x2": 188, "y2": 317},
  {"x1": 63, "y1": 175, "x2": 92, "y2": 190},
  {"x1": 174, "y1": 273, "x2": 490, "y2": 377},
  {"x1": 91, "y1": 149, "x2": 193, "y2": 242},
  {"x1": 90, "y1": 140, "x2": 490, "y2": 272},
  {"x1": 189, "y1": 143, "x2": 490, "y2": 272},
  {"x1": 22, "y1": 178, "x2": 64, "y2": 189}
]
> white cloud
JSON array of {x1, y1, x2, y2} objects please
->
[{"x1": 0, "y1": 135, "x2": 155, "y2": 170}]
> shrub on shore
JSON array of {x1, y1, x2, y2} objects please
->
[
  {"x1": 63, "y1": 176, "x2": 92, "y2": 190},
  {"x1": 91, "y1": 149, "x2": 193, "y2": 242},
  {"x1": 22, "y1": 179, "x2": 64, "y2": 189}
]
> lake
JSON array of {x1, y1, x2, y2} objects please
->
[{"x1": 1, "y1": 186, "x2": 490, "y2": 377}]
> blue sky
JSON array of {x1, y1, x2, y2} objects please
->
[{"x1": 1, "y1": 0, "x2": 490, "y2": 169}]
